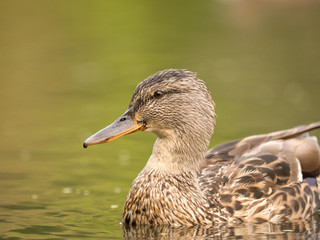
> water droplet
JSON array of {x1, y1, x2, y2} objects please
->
[
  {"x1": 32, "y1": 194, "x2": 38, "y2": 200},
  {"x1": 114, "y1": 187, "x2": 122, "y2": 193},
  {"x1": 62, "y1": 188, "x2": 73, "y2": 194},
  {"x1": 119, "y1": 149, "x2": 131, "y2": 165}
]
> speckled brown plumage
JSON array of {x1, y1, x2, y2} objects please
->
[
  {"x1": 199, "y1": 122, "x2": 320, "y2": 223},
  {"x1": 84, "y1": 69, "x2": 320, "y2": 226}
]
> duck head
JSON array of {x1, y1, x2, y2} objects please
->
[{"x1": 83, "y1": 69, "x2": 215, "y2": 171}]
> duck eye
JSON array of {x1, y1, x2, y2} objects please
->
[{"x1": 153, "y1": 91, "x2": 164, "y2": 98}]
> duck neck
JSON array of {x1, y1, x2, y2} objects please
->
[
  {"x1": 123, "y1": 130, "x2": 216, "y2": 225},
  {"x1": 144, "y1": 133, "x2": 210, "y2": 176},
  {"x1": 123, "y1": 134, "x2": 214, "y2": 225}
]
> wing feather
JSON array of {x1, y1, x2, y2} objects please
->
[{"x1": 198, "y1": 122, "x2": 320, "y2": 223}]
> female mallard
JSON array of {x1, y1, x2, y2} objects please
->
[{"x1": 83, "y1": 69, "x2": 320, "y2": 226}]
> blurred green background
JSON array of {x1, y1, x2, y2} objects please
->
[{"x1": 1, "y1": 0, "x2": 320, "y2": 239}]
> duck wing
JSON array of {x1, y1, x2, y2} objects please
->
[
  {"x1": 204, "y1": 122, "x2": 320, "y2": 171},
  {"x1": 198, "y1": 122, "x2": 320, "y2": 223}
]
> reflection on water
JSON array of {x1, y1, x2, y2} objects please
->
[
  {"x1": 123, "y1": 218, "x2": 320, "y2": 239},
  {"x1": 1, "y1": 0, "x2": 320, "y2": 239},
  {"x1": 2, "y1": 200, "x2": 320, "y2": 239}
]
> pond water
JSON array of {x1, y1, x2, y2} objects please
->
[{"x1": 1, "y1": 1, "x2": 320, "y2": 239}]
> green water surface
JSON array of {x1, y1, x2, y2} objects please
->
[{"x1": 1, "y1": 1, "x2": 320, "y2": 239}]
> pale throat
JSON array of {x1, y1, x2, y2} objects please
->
[{"x1": 143, "y1": 133, "x2": 208, "y2": 176}]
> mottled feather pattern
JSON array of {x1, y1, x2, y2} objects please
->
[
  {"x1": 200, "y1": 154, "x2": 320, "y2": 223},
  {"x1": 84, "y1": 69, "x2": 320, "y2": 226},
  {"x1": 199, "y1": 123, "x2": 320, "y2": 224},
  {"x1": 123, "y1": 170, "x2": 216, "y2": 226},
  {"x1": 126, "y1": 70, "x2": 320, "y2": 225},
  {"x1": 124, "y1": 123, "x2": 320, "y2": 225}
]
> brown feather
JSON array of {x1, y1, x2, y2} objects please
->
[
  {"x1": 85, "y1": 69, "x2": 320, "y2": 226},
  {"x1": 200, "y1": 123, "x2": 320, "y2": 223}
]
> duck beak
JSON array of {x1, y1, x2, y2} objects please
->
[{"x1": 83, "y1": 108, "x2": 145, "y2": 148}]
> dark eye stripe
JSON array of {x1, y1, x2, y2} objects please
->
[
  {"x1": 132, "y1": 89, "x2": 184, "y2": 111},
  {"x1": 133, "y1": 98, "x2": 143, "y2": 112}
]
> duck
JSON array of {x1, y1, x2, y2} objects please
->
[{"x1": 83, "y1": 69, "x2": 320, "y2": 226}]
